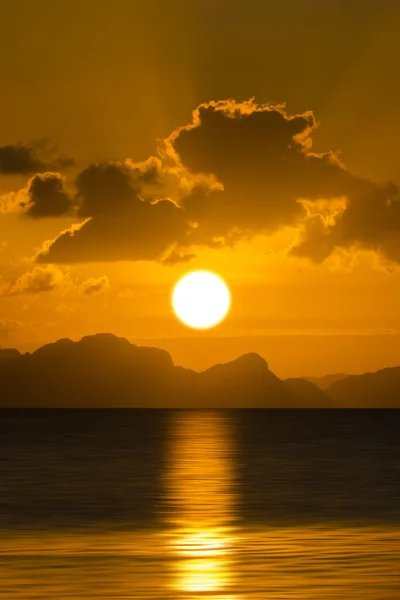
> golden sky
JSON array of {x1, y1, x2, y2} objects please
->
[{"x1": 1, "y1": 0, "x2": 400, "y2": 376}]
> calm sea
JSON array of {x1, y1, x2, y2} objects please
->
[{"x1": 1, "y1": 410, "x2": 399, "y2": 599}]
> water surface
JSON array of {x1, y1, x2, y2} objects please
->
[{"x1": 1, "y1": 410, "x2": 399, "y2": 598}]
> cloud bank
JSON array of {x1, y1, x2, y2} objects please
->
[
  {"x1": 0, "y1": 266, "x2": 110, "y2": 298},
  {"x1": 0, "y1": 141, "x2": 74, "y2": 176},
  {"x1": 2, "y1": 99, "x2": 400, "y2": 266}
]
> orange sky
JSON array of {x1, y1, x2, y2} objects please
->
[{"x1": 1, "y1": 0, "x2": 400, "y2": 377}]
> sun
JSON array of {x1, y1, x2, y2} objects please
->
[{"x1": 172, "y1": 271, "x2": 231, "y2": 330}]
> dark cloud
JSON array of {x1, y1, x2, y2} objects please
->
[
  {"x1": 81, "y1": 275, "x2": 109, "y2": 295},
  {"x1": 37, "y1": 202, "x2": 188, "y2": 263},
  {"x1": 7, "y1": 266, "x2": 67, "y2": 295},
  {"x1": 76, "y1": 163, "x2": 135, "y2": 217},
  {"x1": 0, "y1": 144, "x2": 45, "y2": 175},
  {"x1": 35, "y1": 99, "x2": 400, "y2": 265},
  {"x1": 162, "y1": 250, "x2": 197, "y2": 265},
  {"x1": 169, "y1": 100, "x2": 400, "y2": 262},
  {"x1": 1, "y1": 266, "x2": 111, "y2": 297},
  {"x1": 37, "y1": 163, "x2": 189, "y2": 263},
  {"x1": 292, "y1": 182, "x2": 400, "y2": 263},
  {"x1": 21, "y1": 173, "x2": 73, "y2": 218},
  {"x1": 0, "y1": 142, "x2": 74, "y2": 175}
]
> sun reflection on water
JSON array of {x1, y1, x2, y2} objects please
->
[{"x1": 165, "y1": 411, "x2": 239, "y2": 598}]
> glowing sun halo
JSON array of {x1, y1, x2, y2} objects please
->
[{"x1": 172, "y1": 271, "x2": 231, "y2": 330}]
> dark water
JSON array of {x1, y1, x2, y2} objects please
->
[{"x1": 1, "y1": 410, "x2": 399, "y2": 599}]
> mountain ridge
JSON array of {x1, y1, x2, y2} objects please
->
[
  {"x1": 327, "y1": 366, "x2": 400, "y2": 408},
  {"x1": 0, "y1": 333, "x2": 398, "y2": 407}
]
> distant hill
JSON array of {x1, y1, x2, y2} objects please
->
[
  {"x1": 0, "y1": 333, "x2": 325, "y2": 408},
  {"x1": 305, "y1": 373, "x2": 348, "y2": 390},
  {"x1": 1, "y1": 334, "x2": 399, "y2": 407},
  {"x1": 327, "y1": 367, "x2": 400, "y2": 408},
  {"x1": 195, "y1": 353, "x2": 307, "y2": 407},
  {"x1": 284, "y1": 378, "x2": 333, "y2": 407}
]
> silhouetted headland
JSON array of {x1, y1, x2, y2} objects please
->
[{"x1": 0, "y1": 333, "x2": 398, "y2": 407}]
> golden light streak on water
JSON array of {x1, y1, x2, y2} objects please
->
[{"x1": 164, "y1": 411, "x2": 240, "y2": 598}]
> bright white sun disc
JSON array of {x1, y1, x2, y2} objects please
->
[{"x1": 172, "y1": 271, "x2": 231, "y2": 329}]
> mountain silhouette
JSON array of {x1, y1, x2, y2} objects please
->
[
  {"x1": 284, "y1": 378, "x2": 333, "y2": 406},
  {"x1": 193, "y1": 353, "x2": 304, "y2": 407},
  {"x1": 327, "y1": 367, "x2": 400, "y2": 408},
  {"x1": 1, "y1": 333, "x2": 327, "y2": 408},
  {"x1": 0, "y1": 348, "x2": 21, "y2": 359},
  {"x1": 1, "y1": 334, "x2": 398, "y2": 407},
  {"x1": 305, "y1": 373, "x2": 349, "y2": 390}
]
